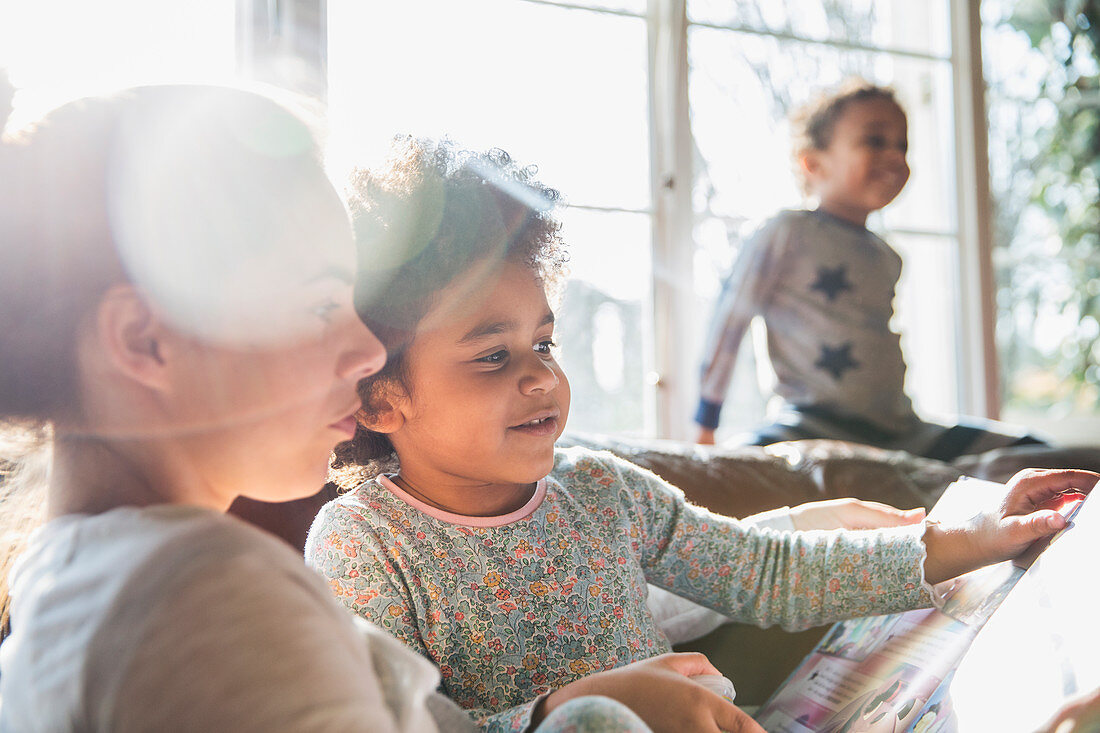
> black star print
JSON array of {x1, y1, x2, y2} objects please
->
[
  {"x1": 815, "y1": 342, "x2": 860, "y2": 380},
  {"x1": 811, "y1": 265, "x2": 853, "y2": 302}
]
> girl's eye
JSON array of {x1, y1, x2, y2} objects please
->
[
  {"x1": 865, "y1": 135, "x2": 887, "y2": 149},
  {"x1": 313, "y1": 299, "x2": 341, "y2": 323},
  {"x1": 534, "y1": 339, "x2": 556, "y2": 355},
  {"x1": 477, "y1": 350, "x2": 508, "y2": 365}
]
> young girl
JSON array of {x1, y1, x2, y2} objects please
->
[
  {"x1": 306, "y1": 137, "x2": 1096, "y2": 733},
  {"x1": 694, "y1": 80, "x2": 1044, "y2": 459},
  {"x1": 0, "y1": 85, "x2": 651, "y2": 733}
]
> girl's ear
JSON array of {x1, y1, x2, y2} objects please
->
[
  {"x1": 95, "y1": 285, "x2": 172, "y2": 392},
  {"x1": 355, "y1": 383, "x2": 407, "y2": 434}
]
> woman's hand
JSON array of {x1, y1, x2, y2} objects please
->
[
  {"x1": 1036, "y1": 687, "x2": 1100, "y2": 733},
  {"x1": 789, "y1": 498, "x2": 925, "y2": 531},
  {"x1": 923, "y1": 469, "x2": 1098, "y2": 585},
  {"x1": 533, "y1": 652, "x2": 764, "y2": 733}
]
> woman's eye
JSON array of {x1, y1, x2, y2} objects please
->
[
  {"x1": 865, "y1": 135, "x2": 887, "y2": 149},
  {"x1": 478, "y1": 350, "x2": 508, "y2": 364},
  {"x1": 534, "y1": 339, "x2": 556, "y2": 355},
  {"x1": 312, "y1": 299, "x2": 340, "y2": 323}
]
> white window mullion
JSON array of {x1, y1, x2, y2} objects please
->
[
  {"x1": 648, "y1": 0, "x2": 694, "y2": 439},
  {"x1": 236, "y1": 0, "x2": 327, "y2": 100},
  {"x1": 950, "y1": 0, "x2": 1000, "y2": 418}
]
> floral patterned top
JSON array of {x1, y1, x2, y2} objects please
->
[{"x1": 306, "y1": 446, "x2": 933, "y2": 733}]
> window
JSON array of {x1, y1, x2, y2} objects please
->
[
  {"x1": 325, "y1": 0, "x2": 973, "y2": 440},
  {"x1": 982, "y1": 0, "x2": 1100, "y2": 443},
  {"x1": 0, "y1": 1, "x2": 235, "y2": 128},
  {"x1": 682, "y1": 0, "x2": 961, "y2": 440},
  {"x1": 10, "y1": 1, "x2": 1084, "y2": 444}
]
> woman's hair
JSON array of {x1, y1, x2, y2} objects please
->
[
  {"x1": 0, "y1": 82, "x2": 338, "y2": 633},
  {"x1": 790, "y1": 79, "x2": 904, "y2": 193},
  {"x1": 330, "y1": 137, "x2": 568, "y2": 484}
]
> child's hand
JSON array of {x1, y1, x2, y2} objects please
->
[
  {"x1": 789, "y1": 498, "x2": 925, "y2": 531},
  {"x1": 535, "y1": 652, "x2": 764, "y2": 732},
  {"x1": 923, "y1": 469, "x2": 1098, "y2": 585},
  {"x1": 697, "y1": 427, "x2": 717, "y2": 445}
]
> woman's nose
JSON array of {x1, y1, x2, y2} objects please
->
[{"x1": 337, "y1": 319, "x2": 387, "y2": 381}]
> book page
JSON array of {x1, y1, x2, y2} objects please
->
[
  {"x1": 948, "y1": 492, "x2": 1097, "y2": 733},
  {"x1": 752, "y1": 477, "x2": 1034, "y2": 733}
]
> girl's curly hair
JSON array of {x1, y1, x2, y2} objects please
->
[
  {"x1": 789, "y1": 79, "x2": 904, "y2": 194},
  {"x1": 330, "y1": 137, "x2": 568, "y2": 487}
]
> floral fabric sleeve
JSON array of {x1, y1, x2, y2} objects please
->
[
  {"x1": 306, "y1": 500, "x2": 430, "y2": 660},
  {"x1": 588, "y1": 452, "x2": 933, "y2": 631},
  {"x1": 307, "y1": 497, "x2": 542, "y2": 733}
]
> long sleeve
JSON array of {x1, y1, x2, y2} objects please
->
[
  {"x1": 602, "y1": 454, "x2": 934, "y2": 631},
  {"x1": 696, "y1": 215, "x2": 790, "y2": 428}
]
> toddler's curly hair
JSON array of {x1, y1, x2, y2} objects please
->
[
  {"x1": 331, "y1": 136, "x2": 568, "y2": 484},
  {"x1": 790, "y1": 79, "x2": 904, "y2": 194}
]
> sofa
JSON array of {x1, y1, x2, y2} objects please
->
[{"x1": 230, "y1": 434, "x2": 1100, "y2": 707}]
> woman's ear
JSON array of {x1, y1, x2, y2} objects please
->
[
  {"x1": 355, "y1": 383, "x2": 407, "y2": 434},
  {"x1": 95, "y1": 285, "x2": 172, "y2": 392}
]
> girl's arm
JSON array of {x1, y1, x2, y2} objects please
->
[
  {"x1": 596, "y1": 451, "x2": 932, "y2": 631},
  {"x1": 921, "y1": 468, "x2": 1096, "y2": 584}
]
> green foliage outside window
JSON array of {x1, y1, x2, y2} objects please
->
[{"x1": 986, "y1": 0, "x2": 1100, "y2": 413}]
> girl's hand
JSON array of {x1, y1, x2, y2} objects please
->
[
  {"x1": 534, "y1": 652, "x2": 764, "y2": 733},
  {"x1": 789, "y1": 498, "x2": 925, "y2": 531},
  {"x1": 923, "y1": 469, "x2": 1098, "y2": 585}
]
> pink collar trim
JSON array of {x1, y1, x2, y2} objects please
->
[{"x1": 377, "y1": 475, "x2": 547, "y2": 527}]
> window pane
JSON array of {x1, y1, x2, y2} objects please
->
[
  {"x1": 0, "y1": 1, "x2": 235, "y2": 125},
  {"x1": 983, "y1": 1, "x2": 1100, "y2": 427},
  {"x1": 687, "y1": 0, "x2": 950, "y2": 57},
  {"x1": 687, "y1": 24, "x2": 962, "y2": 426},
  {"x1": 555, "y1": 208, "x2": 654, "y2": 436},
  {"x1": 688, "y1": 27, "x2": 955, "y2": 235},
  {"x1": 326, "y1": 0, "x2": 650, "y2": 211},
  {"x1": 891, "y1": 232, "x2": 960, "y2": 419}
]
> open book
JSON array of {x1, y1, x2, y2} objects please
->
[{"x1": 752, "y1": 476, "x2": 1092, "y2": 733}]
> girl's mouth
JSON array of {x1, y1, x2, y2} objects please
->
[{"x1": 509, "y1": 415, "x2": 559, "y2": 437}]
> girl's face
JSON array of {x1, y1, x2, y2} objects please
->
[
  {"x1": 162, "y1": 215, "x2": 387, "y2": 508},
  {"x1": 805, "y1": 97, "x2": 910, "y2": 225},
  {"x1": 385, "y1": 260, "x2": 570, "y2": 496}
]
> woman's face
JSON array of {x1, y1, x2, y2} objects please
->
[{"x1": 161, "y1": 195, "x2": 387, "y2": 508}]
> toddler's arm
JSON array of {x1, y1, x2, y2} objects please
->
[{"x1": 695, "y1": 217, "x2": 788, "y2": 437}]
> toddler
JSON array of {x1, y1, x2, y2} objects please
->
[
  {"x1": 695, "y1": 80, "x2": 1044, "y2": 460},
  {"x1": 308, "y1": 137, "x2": 1092, "y2": 733}
]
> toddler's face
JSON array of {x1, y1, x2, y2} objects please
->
[
  {"x1": 805, "y1": 97, "x2": 910, "y2": 225},
  {"x1": 387, "y1": 260, "x2": 570, "y2": 491}
]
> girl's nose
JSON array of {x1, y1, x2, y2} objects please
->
[
  {"x1": 519, "y1": 353, "x2": 559, "y2": 394},
  {"x1": 337, "y1": 319, "x2": 387, "y2": 381}
]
